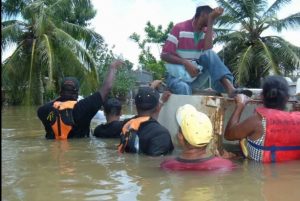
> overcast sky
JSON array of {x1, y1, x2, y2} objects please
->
[{"x1": 90, "y1": 0, "x2": 300, "y2": 69}]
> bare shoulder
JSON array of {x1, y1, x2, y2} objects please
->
[{"x1": 247, "y1": 112, "x2": 264, "y2": 140}]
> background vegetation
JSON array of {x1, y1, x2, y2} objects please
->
[{"x1": 2, "y1": 0, "x2": 299, "y2": 105}]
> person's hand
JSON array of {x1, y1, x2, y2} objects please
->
[
  {"x1": 209, "y1": 7, "x2": 224, "y2": 21},
  {"x1": 183, "y1": 60, "x2": 200, "y2": 77},
  {"x1": 150, "y1": 80, "x2": 163, "y2": 89},
  {"x1": 235, "y1": 94, "x2": 251, "y2": 106},
  {"x1": 110, "y1": 59, "x2": 125, "y2": 69},
  {"x1": 160, "y1": 91, "x2": 172, "y2": 104}
]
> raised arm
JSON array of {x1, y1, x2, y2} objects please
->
[
  {"x1": 149, "y1": 80, "x2": 172, "y2": 119},
  {"x1": 224, "y1": 94, "x2": 258, "y2": 140},
  {"x1": 99, "y1": 60, "x2": 124, "y2": 101},
  {"x1": 204, "y1": 7, "x2": 223, "y2": 50}
]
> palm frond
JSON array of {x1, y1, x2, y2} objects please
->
[
  {"x1": 22, "y1": 0, "x2": 43, "y2": 20},
  {"x1": 214, "y1": 31, "x2": 246, "y2": 44},
  {"x1": 263, "y1": 36, "x2": 300, "y2": 67},
  {"x1": 52, "y1": 27, "x2": 98, "y2": 79},
  {"x1": 2, "y1": 40, "x2": 26, "y2": 73},
  {"x1": 213, "y1": 28, "x2": 235, "y2": 37},
  {"x1": 34, "y1": 6, "x2": 48, "y2": 38},
  {"x1": 61, "y1": 21, "x2": 103, "y2": 48},
  {"x1": 235, "y1": 45, "x2": 253, "y2": 84},
  {"x1": 216, "y1": 14, "x2": 242, "y2": 27},
  {"x1": 38, "y1": 34, "x2": 54, "y2": 86},
  {"x1": 51, "y1": 45, "x2": 98, "y2": 94},
  {"x1": 263, "y1": 0, "x2": 292, "y2": 17},
  {"x1": 258, "y1": 39, "x2": 281, "y2": 74},
  {"x1": 216, "y1": 0, "x2": 241, "y2": 18},
  {"x1": 267, "y1": 12, "x2": 300, "y2": 32},
  {"x1": 1, "y1": 20, "x2": 26, "y2": 52},
  {"x1": 1, "y1": 0, "x2": 30, "y2": 18}
]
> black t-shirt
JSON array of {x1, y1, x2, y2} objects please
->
[
  {"x1": 37, "y1": 92, "x2": 103, "y2": 139},
  {"x1": 93, "y1": 120, "x2": 124, "y2": 138},
  {"x1": 128, "y1": 117, "x2": 174, "y2": 156}
]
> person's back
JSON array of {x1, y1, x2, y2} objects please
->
[
  {"x1": 118, "y1": 87, "x2": 174, "y2": 156},
  {"x1": 225, "y1": 75, "x2": 300, "y2": 163},
  {"x1": 160, "y1": 104, "x2": 235, "y2": 171},
  {"x1": 93, "y1": 98, "x2": 123, "y2": 138},
  {"x1": 37, "y1": 60, "x2": 123, "y2": 139}
]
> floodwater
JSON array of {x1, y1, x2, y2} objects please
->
[{"x1": 2, "y1": 106, "x2": 300, "y2": 201}]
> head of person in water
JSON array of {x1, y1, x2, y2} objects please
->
[
  {"x1": 134, "y1": 87, "x2": 160, "y2": 116},
  {"x1": 103, "y1": 98, "x2": 122, "y2": 122},
  {"x1": 60, "y1": 77, "x2": 79, "y2": 101},
  {"x1": 176, "y1": 104, "x2": 213, "y2": 150},
  {"x1": 262, "y1": 76, "x2": 289, "y2": 110}
]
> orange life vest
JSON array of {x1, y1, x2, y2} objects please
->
[
  {"x1": 48, "y1": 101, "x2": 77, "y2": 140},
  {"x1": 117, "y1": 116, "x2": 150, "y2": 153},
  {"x1": 250, "y1": 107, "x2": 300, "y2": 163}
]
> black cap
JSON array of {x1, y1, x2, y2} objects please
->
[
  {"x1": 135, "y1": 87, "x2": 159, "y2": 110},
  {"x1": 61, "y1": 77, "x2": 79, "y2": 92}
]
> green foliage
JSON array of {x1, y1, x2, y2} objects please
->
[
  {"x1": 89, "y1": 43, "x2": 136, "y2": 100},
  {"x1": 130, "y1": 21, "x2": 173, "y2": 80},
  {"x1": 215, "y1": 0, "x2": 300, "y2": 87},
  {"x1": 144, "y1": 21, "x2": 174, "y2": 44},
  {"x1": 98, "y1": 59, "x2": 136, "y2": 100},
  {"x1": 2, "y1": 0, "x2": 102, "y2": 105},
  {"x1": 111, "y1": 67, "x2": 136, "y2": 100}
]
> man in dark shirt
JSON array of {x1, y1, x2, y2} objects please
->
[
  {"x1": 93, "y1": 98, "x2": 124, "y2": 138},
  {"x1": 118, "y1": 87, "x2": 174, "y2": 156},
  {"x1": 37, "y1": 60, "x2": 124, "y2": 139}
]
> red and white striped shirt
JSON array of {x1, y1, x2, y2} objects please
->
[{"x1": 162, "y1": 19, "x2": 210, "y2": 60}]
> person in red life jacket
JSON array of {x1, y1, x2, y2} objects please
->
[
  {"x1": 93, "y1": 98, "x2": 123, "y2": 138},
  {"x1": 160, "y1": 104, "x2": 235, "y2": 171},
  {"x1": 118, "y1": 87, "x2": 174, "y2": 156},
  {"x1": 160, "y1": 5, "x2": 252, "y2": 98},
  {"x1": 37, "y1": 60, "x2": 124, "y2": 139},
  {"x1": 224, "y1": 76, "x2": 300, "y2": 163}
]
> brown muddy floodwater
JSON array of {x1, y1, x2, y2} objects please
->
[{"x1": 2, "y1": 106, "x2": 300, "y2": 201}]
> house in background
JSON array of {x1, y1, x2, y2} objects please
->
[
  {"x1": 124, "y1": 69, "x2": 154, "y2": 105},
  {"x1": 132, "y1": 69, "x2": 153, "y2": 87}
]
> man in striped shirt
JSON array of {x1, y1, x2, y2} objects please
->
[{"x1": 161, "y1": 5, "x2": 252, "y2": 98}]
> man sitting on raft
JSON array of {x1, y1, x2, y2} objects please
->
[{"x1": 160, "y1": 5, "x2": 252, "y2": 98}]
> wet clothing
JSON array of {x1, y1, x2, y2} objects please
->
[
  {"x1": 119, "y1": 116, "x2": 174, "y2": 156},
  {"x1": 246, "y1": 119, "x2": 266, "y2": 161},
  {"x1": 37, "y1": 92, "x2": 103, "y2": 139},
  {"x1": 160, "y1": 156, "x2": 235, "y2": 171},
  {"x1": 50, "y1": 100, "x2": 77, "y2": 140},
  {"x1": 247, "y1": 107, "x2": 300, "y2": 163},
  {"x1": 93, "y1": 120, "x2": 124, "y2": 138},
  {"x1": 162, "y1": 19, "x2": 234, "y2": 94}
]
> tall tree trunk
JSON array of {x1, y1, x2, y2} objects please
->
[{"x1": 37, "y1": 69, "x2": 44, "y2": 105}]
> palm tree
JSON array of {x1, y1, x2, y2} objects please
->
[
  {"x1": 1, "y1": 0, "x2": 103, "y2": 105},
  {"x1": 215, "y1": 0, "x2": 300, "y2": 87}
]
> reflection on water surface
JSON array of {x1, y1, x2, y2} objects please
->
[{"x1": 2, "y1": 106, "x2": 300, "y2": 201}]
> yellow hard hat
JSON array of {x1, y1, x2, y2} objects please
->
[{"x1": 176, "y1": 104, "x2": 213, "y2": 147}]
